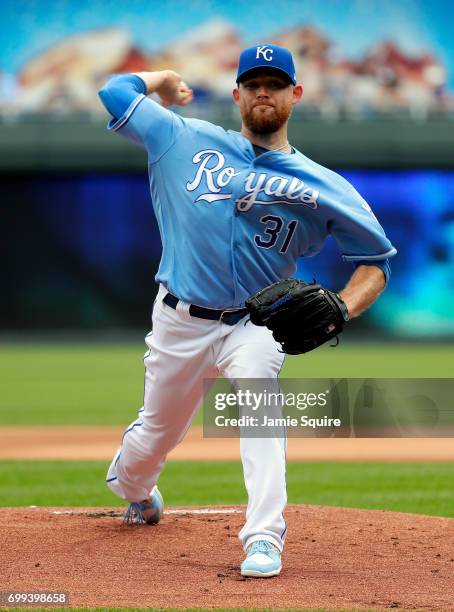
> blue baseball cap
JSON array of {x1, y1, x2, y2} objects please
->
[{"x1": 236, "y1": 44, "x2": 297, "y2": 85}]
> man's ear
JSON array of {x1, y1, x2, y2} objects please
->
[
  {"x1": 292, "y1": 84, "x2": 303, "y2": 105},
  {"x1": 232, "y1": 87, "x2": 240, "y2": 103}
]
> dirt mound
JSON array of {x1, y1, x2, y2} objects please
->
[{"x1": 1, "y1": 505, "x2": 453, "y2": 611}]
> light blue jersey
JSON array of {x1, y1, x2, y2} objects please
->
[{"x1": 104, "y1": 90, "x2": 396, "y2": 309}]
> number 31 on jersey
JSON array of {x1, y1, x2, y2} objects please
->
[{"x1": 254, "y1": 215, "x2": 298, "y2": 254}]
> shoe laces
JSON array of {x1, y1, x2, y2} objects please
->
[
  {"x1": 123, "y1": 500, "x2": 147, "y2": 525},
  {"x1": 249, "y1": 540, "x2": 276, "y2": 555}
]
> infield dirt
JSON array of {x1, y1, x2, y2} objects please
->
[
  {"x1": 1, "y1": 426, "x2": 453, "y2": 461},
  {"x1": 1, "y1": 505, "x2": 453, "y2": 611}
]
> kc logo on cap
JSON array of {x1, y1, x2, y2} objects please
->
[
  {"x1": 236, "y1": 44, "x2": 297, "y2": 85},
  {"x1": 256, "y1": 46, "x2": 273, "y2": 61}
]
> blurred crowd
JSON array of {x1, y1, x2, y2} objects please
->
[{"x1": 0, "y1": 20, "x2": 451, "y2": 118}]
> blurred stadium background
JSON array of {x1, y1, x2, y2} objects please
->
[
  {"x1": 1, "y1": 0, "x2": 453, "y2": 517},
  {"x1": 2, "y1": 0, "x2": 454, "y2": 337}
]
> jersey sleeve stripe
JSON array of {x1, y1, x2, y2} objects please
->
[
  {"x1": 107, "y1": 93, "x2": 146, "y2": 132},
  {"x1": 341, "y1": 247, "x2": 397, "y2": 261}
]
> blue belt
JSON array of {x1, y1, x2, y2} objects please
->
[{"x1": 163, "y1": 292, "x2": 247, "y2": 326}]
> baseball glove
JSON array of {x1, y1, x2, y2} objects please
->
[{"x1": 245, "y1": 278, "x2": 350, "y2": 355}]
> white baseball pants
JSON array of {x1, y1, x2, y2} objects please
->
[{"x1": 106, "y1": 285, "x2": 287, "y2": 552}]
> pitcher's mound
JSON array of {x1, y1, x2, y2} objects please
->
[{"x1": 1, "y1": 505, "x2": 452, "y2": 611}]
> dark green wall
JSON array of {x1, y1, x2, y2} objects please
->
[{"x1": 1, "y1": 115, "x2": 454, "y2": 170}]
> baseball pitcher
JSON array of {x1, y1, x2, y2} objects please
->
[{"x1": 99, "y1": 44, "x2": 396, "y2": 578}]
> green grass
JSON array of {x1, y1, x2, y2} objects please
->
[
  {"x1": 0, "y1": 343, "x2": 143, "y2": 425},
  {"x1": 1, "y1": 342, "x2": 453, "y2": 425},
  {"x1": 0, "y1": 460, "x2": 452, "y2": 517}
]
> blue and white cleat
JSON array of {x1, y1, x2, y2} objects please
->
[
  {"x1": 123, "y1": 486, "x2": 164, "y2": 525},
  {"x1": 240, "y1": 540, "x2": 282, "y2": 577}
]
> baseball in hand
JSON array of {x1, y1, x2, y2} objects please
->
[
  {"x1": 159, "y1": 71, "x2": 193, "y2": 107},
  {"x1": 174, "y1": 81, "x2": 193, "y2": 106}
]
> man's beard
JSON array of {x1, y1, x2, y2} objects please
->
[{"x1": 241, "y1": 102, "x2": 292, "y2": 135}]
